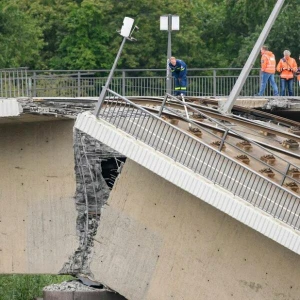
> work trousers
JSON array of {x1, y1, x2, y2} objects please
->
[
  {"x1": 280, "y1": 78, "x2": 294, "y2": 96},
  {"x1": 257, "y1": 72, "x2": 278, "y2": 96},
  {"x1": 173, "y1": 76, "x2": 187, "y2": 96}
]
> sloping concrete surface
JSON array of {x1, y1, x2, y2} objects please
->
[{"x1": 90, "y1": 159, "x2": 300, "y2": 300}]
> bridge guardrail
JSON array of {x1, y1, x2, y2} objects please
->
[
  {"x1": 1, "y1": 68, "x2": 300, "y2": 98},
  {"x1": 0, "y1": 68, "x2": 29, "y2": 98}
]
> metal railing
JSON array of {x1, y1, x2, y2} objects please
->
[
  {"x1": 96, "y1": 89, "x2": 300, "y2": 230},
  {"x1": 1, "y1": 68, "x2": 300, "y2": 98},
  {"x1": 0, "y1": 68, "x2": 29, "y2": 98}
]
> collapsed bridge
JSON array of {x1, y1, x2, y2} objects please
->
[{"x1": 1, "y1": 92, "x2": 300, "y2": 299}]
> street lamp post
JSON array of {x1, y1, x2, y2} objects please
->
[
  {"x1": 94, "y1": 17, "x2": 137, "y2": 116},
  {"x1": 160, "y1": 15, "x2": 180, "y2": 94}
]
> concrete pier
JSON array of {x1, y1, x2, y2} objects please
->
[{"x1": 0, "y1": 119, "x2": 77, "y2": 273}]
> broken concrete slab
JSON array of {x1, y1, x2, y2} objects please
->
[{"x1": 89, "y1": 159, "x2": 300, "y2": 300}]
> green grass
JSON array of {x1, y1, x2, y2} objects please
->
[{"x1": 0, "y1": 274, "x2": 74, "y2": 300}]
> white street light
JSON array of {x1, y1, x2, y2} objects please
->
[
  {"x1": 94, "y1": 17, "x2": 136, "y2": 116},
  {"x1": 171, "y1": 16, "x2": 180, "y2": 30},
  {"x1": 160, "y1": 16, "x2": 169, "y2": 31},
  {"x1": 120, "y1": 17, "x2": 134, "y2": 37}
]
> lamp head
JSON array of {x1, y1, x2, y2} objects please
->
[{"x1": 120, "y1": 17, "x2": 134, "y2": 37}]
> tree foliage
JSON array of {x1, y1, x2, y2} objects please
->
[
  {"x1": 0, "y1": 0, "x2": 299, "y2": 70},
  {"x1": 50, "y1": 0, "x2": 114, "y2": 69},
  {"x1": 0, "y1": 1, "x2": 44, "y2": 68}
]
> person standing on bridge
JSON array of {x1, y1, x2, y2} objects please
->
[
  {"x1": 255, "y1": 45, "x2": 279, "y2": 96},
  {"x1": 169, "y1": 57, "x2": 187, "y2": 96},
  {"x1": 276, "y1": 50, "x2": 297, "y2": 96}
]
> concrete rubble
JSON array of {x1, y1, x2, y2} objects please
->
[
  {"x1": 19, "y1": 97, "x2": 96, "y2": 118},
  {"x1": 44, "y1": 281, "x2": 98, "y2": 292},
  {"x1": 43, "y1": 280, "x2": 126, "y2": 299}
]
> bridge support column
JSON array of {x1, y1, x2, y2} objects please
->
[{"x1": 0, "y1": 119, "x2": 77, "y2": 274}]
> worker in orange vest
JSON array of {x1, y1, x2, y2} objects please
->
[
  {"x1": 255, "y1": 45, "x2": 278, "y2": 96},
  {"x1": 276, "y1": 50, "x2": 297, "y2": 96}
]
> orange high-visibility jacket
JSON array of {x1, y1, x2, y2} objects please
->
[
  {"x1": 276, "y1": 57, "x2": 297, "y2": 79},
  {"x1": 261, "y1": 51, "x2": 276, "y2": 74}
]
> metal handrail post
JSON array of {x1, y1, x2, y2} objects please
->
[
  {"x1": 280, "y1": 163, "x2": 291, "y2": 186},
  {"x1": 158, "y1": 93, "x2": 169, "y2": 117},
  {"x1": 28, "y1": 76, "x2": 32, "y2": 97},
  {"x1": 181, "y1": 94, "x2": 191, "y2": 128},
  {"x1": 213, "y1": 69, "x2": 217, "y2": 97},
  {"x1": 33, "y1": 72, "x2": 37, "y2": 97},
  {"x1": 77, "y1": 71, "x2": 81, "y2": 97},
  {"x1": 24, "y1": 69, "x2": 28, "y2": 97},
  {"x1": 218, "y1": 129, "x2": 229, "y2": 151},
  {"x1": 122, "y1": 70, "x2": 126, "y2": 96}
]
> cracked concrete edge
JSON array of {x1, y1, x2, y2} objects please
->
[{"x1": 59, "y1": 128, "x2": 124, "y2": 280}]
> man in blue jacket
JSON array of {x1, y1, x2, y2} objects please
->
[{"x1": 169, "y1": 57, "x2": 187, "y2": 96}]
